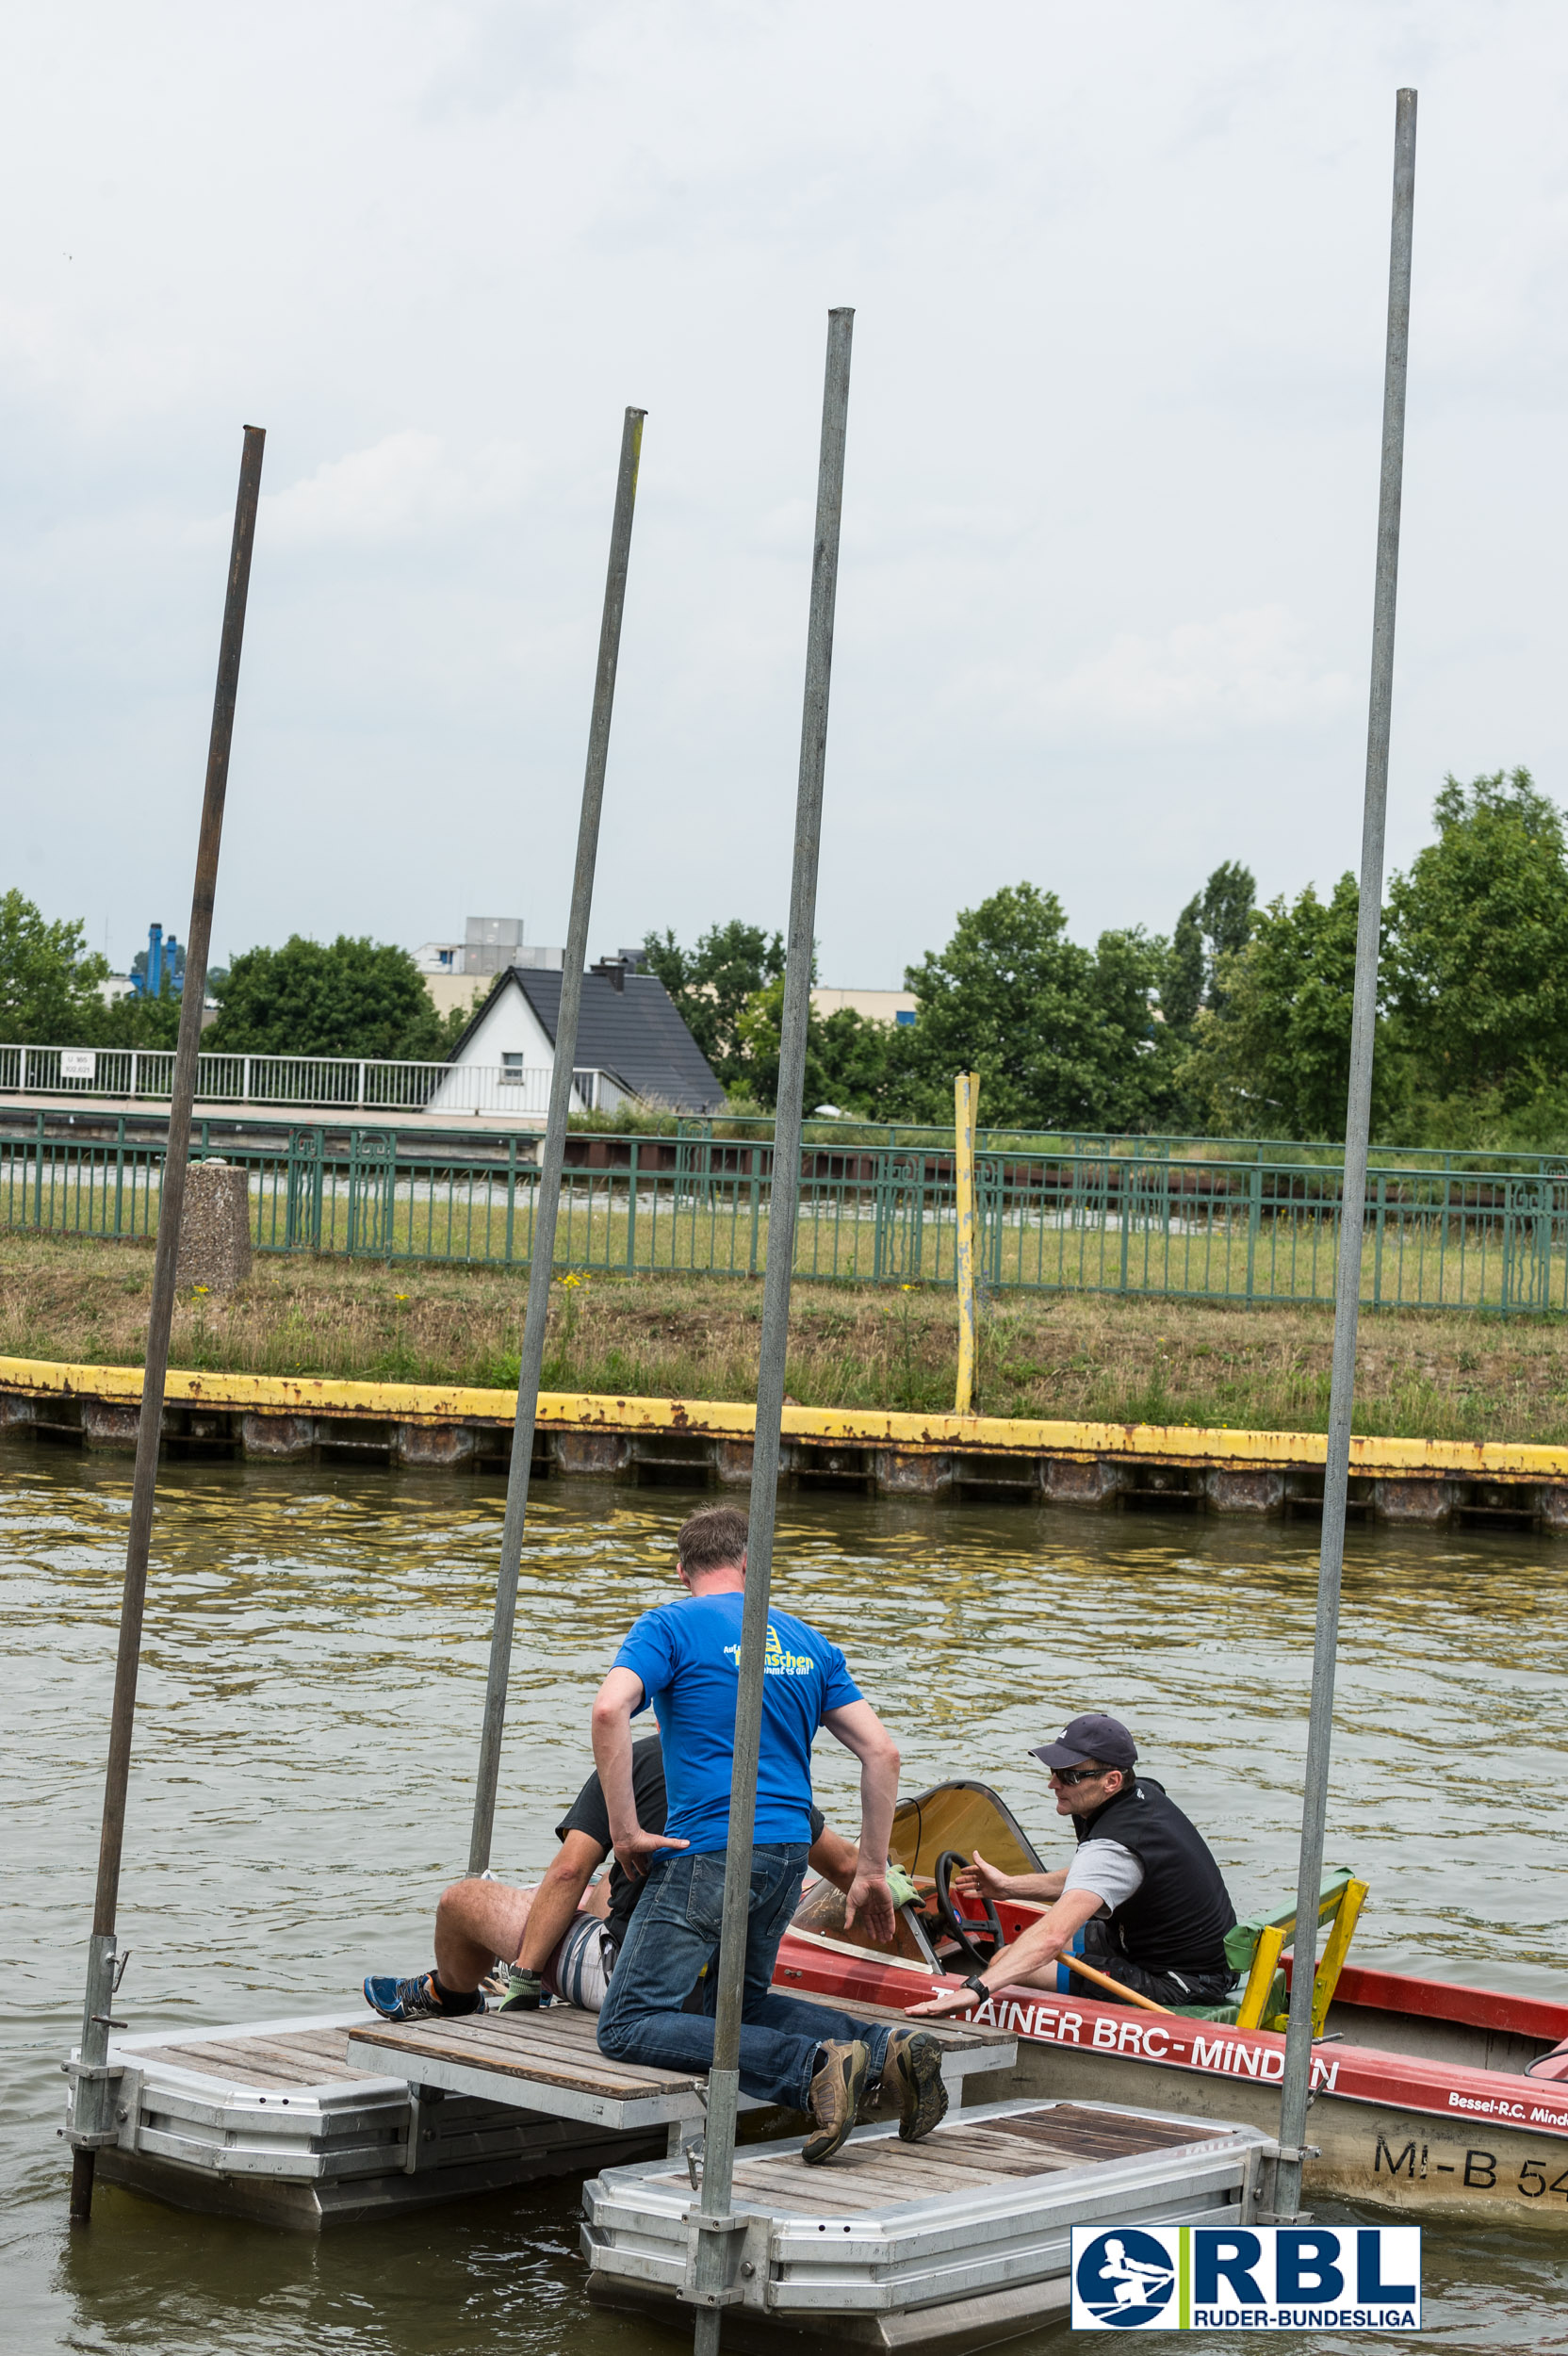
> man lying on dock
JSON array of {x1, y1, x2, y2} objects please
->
[
  {"x1": 590, "y1": 1504, "x2": 949, "y2": 2165},
  {"x1": 362, "y1": 1729, "x2": 862, "y2": 2023},
  {"x1": 909, "y1": 1713, "x2": 1238, "y2": 2019}
]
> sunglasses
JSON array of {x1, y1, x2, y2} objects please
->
[{"x1": 1051, "y1": 1763, "x2": 1114, "y2": 1787}]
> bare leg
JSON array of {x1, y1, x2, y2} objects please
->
[
  {"x1": 433, "y1": 1838, "x2": 611, "y2": 1993},
  {"x1": 433, "y1": 1879, "x2": 537, "y2": 1993}
]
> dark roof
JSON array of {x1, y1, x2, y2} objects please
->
[{"x1": 450, "y1": 964, "x2": 726, "y2": 1114}]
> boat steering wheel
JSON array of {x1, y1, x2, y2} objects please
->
[{"x1": 933, "y1": 1849, "x2": 1004, "y2": 1969}]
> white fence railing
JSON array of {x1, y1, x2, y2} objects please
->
[{"x1": 0, "y1": 1045, "x2": 620, "y2": 1120}]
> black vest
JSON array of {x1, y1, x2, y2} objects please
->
[{"x1": 1075, "y1": 1777, "x2": 1236, "y2": 1978}]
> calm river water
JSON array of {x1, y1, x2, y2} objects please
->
[{"x1": 3, "y1": 1436, "x2": 1567, "y2": 2354}]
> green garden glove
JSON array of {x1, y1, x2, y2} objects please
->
[
  {"x1": 886, "y1": 1863, "x2": 919, "y2": 1909},
  {"x1": 498, "y1": 1965, "x2": 543, "y2": 2012}
]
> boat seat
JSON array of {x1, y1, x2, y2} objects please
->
[
  {"x1": 1224, "y1": 1868, "x2": 1369, "y2": 2033},
  {"x1": 1172, "y1": 1970, "x2": 1286, "y2": 2028}
]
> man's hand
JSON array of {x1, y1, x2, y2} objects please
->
[
  {"x1": 612, "y1": 1826, "x2": 688, "y2": 1882},
  {"x1": 907, "y1": 1981, "x2": 986, "y2": 2019},
  {"x1": 954, "y1": 1850, "x2": 1015, "y2": 1905},
  {"x1": 843, "y1": 1866, "x2": 894, "y2": 1944}
]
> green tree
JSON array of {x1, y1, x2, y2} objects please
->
[
  {"x1": 731, "y1": 979, "x2": 909, "y2": 1115},
  {"x1": 1384, "y1": 769, "x2": 1568, "y2": 1107},
  {"x1": 642, "y1": 920, "x2": 785, "y2": 1093},
  {"x1": 901, "y1": 884, "x2": 1165, "y2": 1131},
  {"x1": 207, "y1": 936, "x2": 467, "y2": 1059},
  {"x1": 84, "y1": 988, "x2": 184, "y2": 1049},
  {"x1": 1183, "y1": 873, "x2": 1395, "y2": 1139},
  {"x1": 1163, "y1": 859, "x2": 1256, "y2": 1034},
  {"x1": 0, "y1": 890, "x2": 110, "y2": 1041}
]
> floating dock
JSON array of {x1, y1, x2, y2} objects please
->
[
  {"x1": 74, "y1": 2009, "x2": 650, "y2": 2230},
  {"x1": 582, "y1": 2096, "x2": 1275, "y2": 2352},
  {"x1": 70, "y1": 1999, "x2": 1012, "y2": 2233},
  {"x1": 76, "y1": 1991, "x2": 1282, "y2": 2348},
  {"x1": 8, "y1": 1354, "x2": 1565, "y2": 1530}
]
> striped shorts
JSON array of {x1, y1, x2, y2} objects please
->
[{"x1": 546, "y1": 1912, "x2": 614, "y2": 2012}]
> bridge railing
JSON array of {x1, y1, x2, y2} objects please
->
[{"x1": 0, "y1": 1045, "x2": 617, "y2": 1118}]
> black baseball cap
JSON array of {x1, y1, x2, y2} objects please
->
[{"x1": 1030, "y1": 1714, "x2": 1138, "y2": 1773}]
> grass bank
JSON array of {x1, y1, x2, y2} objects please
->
[{"x1": 6, "y1": 1231, "x2": 1568, "y2": 1447}]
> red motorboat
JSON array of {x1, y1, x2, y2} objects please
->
[{"x1": 776, "y1": 1778, "x2": 1568, "y2": 2228}]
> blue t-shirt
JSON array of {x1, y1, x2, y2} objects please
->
[{"x1": 612, "y1": 1591, "x2": 861, "y2": 1854}]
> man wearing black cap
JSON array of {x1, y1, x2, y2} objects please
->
[{"x1": 909, "y1": 1713, "x2": 1237, "y2": 2016}]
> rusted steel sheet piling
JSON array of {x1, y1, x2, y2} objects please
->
[{"x1": 5, "y1": 1357, "x2": 1566, "y2": 1530}]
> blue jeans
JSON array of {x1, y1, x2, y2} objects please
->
[{"x1": 596, "y1": 1843, "x2": 891, "y2": 2113}]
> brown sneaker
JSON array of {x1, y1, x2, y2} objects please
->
[
  {"x1": 802, "y1": 2038, "x2": 870, "y2": 2165},
  {"x1": 880, "y1": 2030, "x2": 949, "y2": 2143}
]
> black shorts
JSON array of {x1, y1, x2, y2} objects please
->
[{"x1": 1082, "y1": 1921, "x2": 1236, "y2": 2009}]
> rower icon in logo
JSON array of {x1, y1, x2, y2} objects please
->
[{"x1": 1074, "y1": 2229, "x2": 1176, "y2": 2326}]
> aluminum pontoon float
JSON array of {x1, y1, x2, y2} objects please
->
[
  {"x1": 581, "y1": 2096, "x2": 1276, "y2": 2353},
  {"x1": 67, "y1": 1998, "x2": 1013, "y2": 2231}
]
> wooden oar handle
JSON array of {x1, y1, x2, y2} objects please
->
[{"x1": 1056, "y1": 1949, "x2": 1173, "y2": 2015}]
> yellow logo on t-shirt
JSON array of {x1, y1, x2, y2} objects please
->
[{"x1": 723, "y1": 1623, "x2": 816, "y2": 1677}]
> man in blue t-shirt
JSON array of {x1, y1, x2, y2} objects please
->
[{"x1": 592, "y1": 1504, "x2": 947, "y2": 2165}]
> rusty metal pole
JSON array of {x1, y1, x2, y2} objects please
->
[
  {"x1": 467, "y1": 407, "x2": 645, "y2": 1874},
  {"x1": 688, "y1": 309, "x2": 854, "y2": 2356},
  {"x1": 1273, "y1": 89, "x2": 1416, "y2": 2224},
  {"x1": 68, "y1": 426, "x2": 266, "y2": 2221}
]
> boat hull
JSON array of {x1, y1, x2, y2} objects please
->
[
  {"x1": 962, "y1": 2037, "x2": 1568, "y2": 2228},
  {"x1": 777, "y1": 1939, "x2": 1568, "y2": 2230}
]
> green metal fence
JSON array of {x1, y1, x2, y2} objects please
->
[
  {"x1": 676, "y1": 1113, "x2": 1568, "y2": 1183},
  {"x1": 6, "y1": 1118, "x2": 1568, "y2": 1312}
]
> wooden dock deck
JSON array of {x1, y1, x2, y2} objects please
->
[{"x1": 346, "y1": 2000, "x2": 1015, "y2": 2136}]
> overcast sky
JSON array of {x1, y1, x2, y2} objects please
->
[{"x1": 4, "y1": 2, "x2": 1566, "y2": 987}]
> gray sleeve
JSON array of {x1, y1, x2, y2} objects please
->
[{"x1": 1063, "y1": 1840, "x2": 1145, "y2": 1912}]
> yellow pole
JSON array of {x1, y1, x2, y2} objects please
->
[
  {"x1": 954, "y1": 1071, "x2": 979, "y2": 1415},
  {"x1": 1233, "y1": 1922, "x2": 1287, "y2": 2031},
  {"x1": 1310, "y1": 1877, "x2": 1369, "y2": 2037}
]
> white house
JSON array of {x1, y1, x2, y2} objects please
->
[{"x1": 427, "y1": 956, "x2": 725, "y2": 1119}]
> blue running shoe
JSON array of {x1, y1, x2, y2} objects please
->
[{"x1": 362, "y1": 1970, "x2": 483, "y2": 2022}]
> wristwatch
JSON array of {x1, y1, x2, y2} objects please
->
[{"x1": 963, "y1": 1972, "x2": 990, "y2": 2001}]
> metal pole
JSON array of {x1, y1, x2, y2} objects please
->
[
  {"x1": 1274, "y1": 89, "x2": 1415, "y2": 2223},
  {"x1": 689, "y1": 308, "x2": 854, "y2": 2353},
  {"x1": 68, "y1": 424, "x2": 265, "y2": 2222},
  {"x1": 954, "y1": 1071, "x2": 980, "y2": 1414},
  {"x1": 466, "y1": 406, "x2": 645, "y2": 1874}
]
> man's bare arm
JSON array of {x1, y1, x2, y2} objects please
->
[
  {"x1": 821, "y1": 1699, "x2": 900, "y2": 1941},
  {"x1": 806, "y1": 1823, "x2": 860, "y2": 1893},
  {"x1": 590, "y1": 1667, "x2": 687, "y2": 1879},
  {"x1": 516, "y1": 1829, "x2": 608, "y2": 1972},
  {"x1": 907, "y1": 1886, "x2": 1106, "y2": 2016}
]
